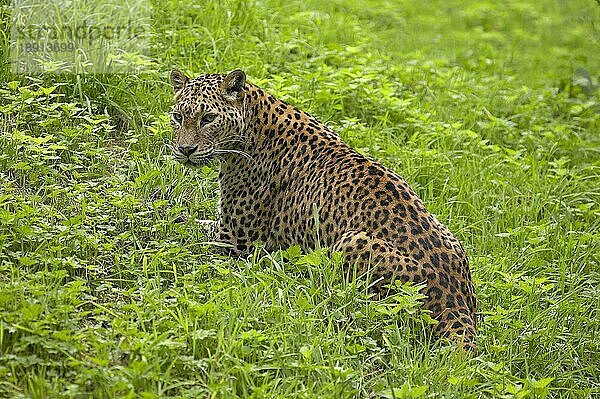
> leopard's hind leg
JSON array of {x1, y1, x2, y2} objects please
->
[{"x1": 332, "y1": 230, "x2": 476, "y2": 351}]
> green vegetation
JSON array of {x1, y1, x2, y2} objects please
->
[{"x1": 1, "y1": 0, "x2": 599, "y2": 397}]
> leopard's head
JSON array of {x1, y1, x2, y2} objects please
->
[{"x1": 169, "y1": 69, "x2": 247, "y2": 166}]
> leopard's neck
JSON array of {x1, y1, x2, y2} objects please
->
[{"x1": 218, "y1": 83, "x2": 343, "y2": 181}]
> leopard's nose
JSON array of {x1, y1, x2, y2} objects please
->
[{"x1": 178, "y1": 144, "x2": 198, "y2": 156}]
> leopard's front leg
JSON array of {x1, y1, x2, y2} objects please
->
[
  {"x1": 198, "y1": 219, "x2": 252, "y2": 256},
  {"x1": 197, "y1": 219, "x2": 220, "y2": 241}
]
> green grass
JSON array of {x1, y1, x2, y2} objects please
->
[{"x1": 1, "y1": 0, "x2": 599, "y2": 397}]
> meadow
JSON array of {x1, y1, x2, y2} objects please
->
[{"x1": 0, "y1": 0, "x2": 599, "y2": 397}]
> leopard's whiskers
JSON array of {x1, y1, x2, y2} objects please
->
[
  {"x1": 214, "y1": 149, "x2": 254, "y2": 162},
  {"x1": 165, "y1": 142, "x2": 176, "y2": 153}
]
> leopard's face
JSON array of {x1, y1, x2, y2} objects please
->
[{"x1": 169, "y1": 70, "x2": 247, "y2": 166}]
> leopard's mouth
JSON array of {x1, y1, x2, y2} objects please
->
[
  {"x1": 184, "y1": 160, "x2": 200, "y2": 167},
  {"x1": 173, "y1": 147, "x2": 216, "y2": 166},
  {"x1": 184, "y1": 158, "x2": 215, "y2": 167},
  {"x1": 180, "y1": 157, "x2": 215, "y2": 167}
]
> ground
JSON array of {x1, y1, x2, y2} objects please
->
[{"x1": 0, "y1": 0, "x2": 599, "y2": 398}]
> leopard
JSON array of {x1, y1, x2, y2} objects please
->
[{"x1": 169, "y1": 69, "x2": 477, "y2": 350}]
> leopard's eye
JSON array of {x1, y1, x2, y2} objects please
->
[
  {"x1": 201, "y1": 113, "x2": 217, "y2": 125},
  {"x1": 172, "y1": 112, "x2": 183, "y2": 125}
]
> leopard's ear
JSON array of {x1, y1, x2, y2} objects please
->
[
  {"x1": 221, "y1": 69, "x2": 246, "y2": 101},
  {"x1": 170, "y1": 69, "x2": 189, "y2": 92}
]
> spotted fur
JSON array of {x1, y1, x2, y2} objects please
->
[{"x1": 169, "y1": 69, "x2": 477, "y2": 349}]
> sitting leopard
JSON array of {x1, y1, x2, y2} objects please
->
[{"x1": 169, "y1": 69, "x2": 477, "y2": 350}]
